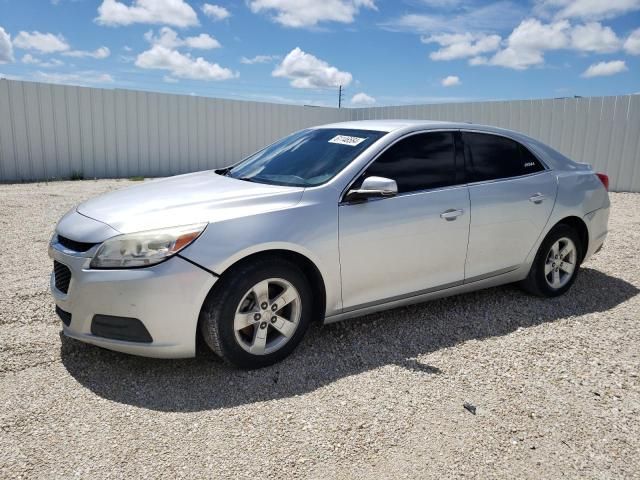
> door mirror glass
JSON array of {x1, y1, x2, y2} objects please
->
[{"x1": 346, "y1": 176, "x2": 398, "y2": 202}]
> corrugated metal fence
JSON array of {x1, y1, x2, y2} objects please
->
[
  {"x1": 0, "y1": 79, "x2": 639, "y2": 192},
  {"x1": 0, "y1": 79, "x2": 349, "y2": 182}
]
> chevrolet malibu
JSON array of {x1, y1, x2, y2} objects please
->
[{"x1": 49, "y1": 120, "x2": 610, "y2": 368}]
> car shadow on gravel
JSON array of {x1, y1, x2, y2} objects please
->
[{"x1": 60, "y1": 267, "x2": 638, "y2": 412}]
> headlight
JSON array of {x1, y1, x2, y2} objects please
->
[{"x1": 90, "y1": 223, "x2": 207, "y2": 269}]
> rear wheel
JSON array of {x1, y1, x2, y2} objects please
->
[
  {"x1": 521, "y1": 224, "x2": 583, "y2": 297},
  {"x1": 199, "y1": 257, "x2": 312, "y2": 369}
]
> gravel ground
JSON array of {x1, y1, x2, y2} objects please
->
[{"x1": 0, "y1": 179, "x2": 638, "y2": 479}]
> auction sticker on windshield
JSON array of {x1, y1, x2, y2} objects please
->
[{"x1": 329, "y1": 135, "x2": 367, "y2": 147}]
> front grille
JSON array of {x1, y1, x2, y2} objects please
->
[
  {"x1": 56, "y1": 306, "x2": 72, "y2": 326},
  {"x1": 53, "y1": 261, "x2": 71, "y2": 294},
  {"x1": 57, "y1": 235, "x2": 97, "y2": 253}
]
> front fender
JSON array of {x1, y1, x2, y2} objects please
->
[{"x1": 180, "y1": 196, "x2": 342, "y2": 316}]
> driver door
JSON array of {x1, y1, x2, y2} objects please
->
[{"x1": 338, "y1": 131, "x2": 470, "y2": 311}]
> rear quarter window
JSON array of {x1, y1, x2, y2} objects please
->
[{"x1": 463, "y1": 132, "x2": 544, "y2": 182}]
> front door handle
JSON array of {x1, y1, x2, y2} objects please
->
[
  {"x1": 529, "y1": 193, "x2": 545, "y2": 204},
  {"x1": 440, "y1": 208, "x2": 464, "y2": 221}
]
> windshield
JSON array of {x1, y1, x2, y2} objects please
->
[{"x1": 226, "y1": 128, "x2": 386, "y2": 187}]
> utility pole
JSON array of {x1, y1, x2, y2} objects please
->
[{"x1": 338, "y1": 85, "x2": 343, "y2": 109}]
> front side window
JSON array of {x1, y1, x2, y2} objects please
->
[
  {"x1": 462, "y1": 132, "x2": 544, "y2": 183},
  {"x1": 227, "y1": 128, "x2": 385, "y2": 187},
  {"x1": 362, "y1": 131, "x2": 456, "y2": 194}
]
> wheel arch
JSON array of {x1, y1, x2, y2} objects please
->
[
  {"x1": 552, "y1": 215, "x2": 589, "y2": 262},
  {"x1": 199, "y1": 249, "x2": 327, "y2": 328}
]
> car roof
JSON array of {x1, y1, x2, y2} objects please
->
[
  {"x1": 314, "y1": 119, "x2": 456, "y2": 133},
  {"x1": 313, "y1": 119, "x2": 546, "y2": 138},
  {"x1": 312, "y1": 119, "x2": 582, "y2": 171}
]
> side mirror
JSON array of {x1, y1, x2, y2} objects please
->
[{"x1": 345, "y1": 176, "x2": 398, "y2": 203}]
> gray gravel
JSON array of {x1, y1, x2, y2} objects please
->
[{"x1": 0, "y1": 179, "x2": 639, "y2": 479}]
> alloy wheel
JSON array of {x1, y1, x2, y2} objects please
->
[
  {"x1": 544, "y1": 237, "x2": 577, "y2": 289},
  {"x1": 233, "y1": 278, "x2": 301, "y2": 355}
]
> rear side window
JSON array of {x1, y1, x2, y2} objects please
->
[
  {"x1": 462, "y1": 132, "x2": 544, "y2": 183},
  {"x1": 363, "y1": 132, "x2": 456, "y2": 194}
]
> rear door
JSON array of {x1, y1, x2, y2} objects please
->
[
  {"x1": 338, "y1": 131, "x2": 470, "y2": 310},
  {"x1": 462, "y1": 131, "x2": 558, "y2": 281}
]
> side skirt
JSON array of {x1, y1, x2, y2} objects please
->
[{"x1": 323, "y1": 266, "x2": 528, "y2": 325}]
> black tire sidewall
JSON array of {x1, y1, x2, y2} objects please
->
[
  {"x1": 210, "y1": 260, "x2": 312, "y2": 369},
  {"x1": 532, "y1": 224, "x2": 583, "y2": 297}
]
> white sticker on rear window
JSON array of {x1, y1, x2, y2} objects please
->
[{"x1": 329, "y1": 135, "x2": 367, "y2": 147}]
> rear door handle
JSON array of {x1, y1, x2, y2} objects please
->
[
  {"x1": 440, "y1": 209, "x2": 464, "y2": 221},
  {"x1": 529, "y1": 193, "x2": 545, "y2": 204}
]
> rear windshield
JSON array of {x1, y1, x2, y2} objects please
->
[{"x1": 226, "y1": 128, "x2": 386, "y2": 187}]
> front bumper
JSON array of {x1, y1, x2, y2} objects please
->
[{"x1": 49, "y1": 241, "x2": 217, "y2": 359}]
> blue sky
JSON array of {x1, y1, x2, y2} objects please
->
[{"x1": 0, "y1": 0, "x2": 638, "y2": 106}]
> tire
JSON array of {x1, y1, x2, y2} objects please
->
[
  {"x1": 199, "y1": 257, "x2": 313, "y2": 369},
  {"x1": 520, "y1": 223, "x2": 583, "y2": 297}
]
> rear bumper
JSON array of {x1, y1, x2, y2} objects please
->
[
  {"x1": 583, "y1": 206, "x2": 609, "y2": 262},
  {"x1": 49, "y1": 243, "x2": 216, "y2": 359}
]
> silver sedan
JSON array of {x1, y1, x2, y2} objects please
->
[{"x1": 49, "y1": 120, "x2": 610, "y2": 368}]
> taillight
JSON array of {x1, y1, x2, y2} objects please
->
[{"x1": 596, "y1": 173, "x2": 609, "y2": 191}]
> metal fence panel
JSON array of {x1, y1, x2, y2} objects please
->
[{"x1": 0, "y1": 79, "x2": 638, "y2": 191}]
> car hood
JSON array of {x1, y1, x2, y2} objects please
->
[{"x1": 76, "y1": 171, "x2": 304, "y2": 234}]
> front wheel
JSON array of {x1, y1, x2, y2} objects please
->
[
  {"x1": 521, "y1": 224, "x2": 583, "y2": 297},
  {"x1": 199, "y1": 257, "x2": 312, "y2": 369}
]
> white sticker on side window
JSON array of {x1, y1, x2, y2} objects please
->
[{"x1": 329, "y1": 135, "x2": 367, "y2": 147}]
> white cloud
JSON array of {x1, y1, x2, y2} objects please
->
[
  {"x1": 507, "y1": 18, "x2": 570, "y2": 51},
  {"x1": 145, "y1": 27, "x2": 221, "y2": 50},
  {"x1": 63, "y1": 47, "x2": 111, "y2": 59},
  {"x1": 185, "y1": 34, "x2": 220, "y2": 49},
  {"x1": 22, "y1": 54, "x2": 65, "y2": 67},
  {"x1": 0, "y1": 27, "x2": 13, "y2": 63},
  {"x1": 202, "y1": 4, "x2": 231, "y2": 21},
  {"x1": 381, "y1": 2, "x2": 526, "y2": 34},
  {"x1": 536, "y1": 0, "x2": 640, "y2": 21},
  {"x1": 422, "y1": 33, "x2": 501, "y2": 60},
  {"x1": 272, "y1": 47, "x2": 352, "y2": 88},
  {"x1": 350, "y1": 92, "x2": 376, "y2": 105},
  {"x1": 43, "y1": 59, "x2": 66, "y2": 67},
  {"x1": 249, "y1": 0, "x2": 377, "y2": 28},
  {"x1": 35, "y1": 70, "x2": 114, "y2": 85},
  {"x1": 582, "y1": 59, "x2": 628, "y2": 77},
  {"x1": 96, "y1": 0, "x2": 199, "y2": 27},
  {"x1": 21, "y1": 54, "x2": 38, "y2": 64},
  {"x1": 624, "y1": 28, "x2": 640, "y2": 55},
  {"x1": 14, "y1": 31, "x2": 111, "y2": 61},
  {"x1": 484, "y1": 47, "x2": 545, "y2": 69},
  {"x1": 476, "y1": 18, "x2": 628, "y2": 69},
  {"x1": 135, "y1": 45, "x2": 237, "y2": 80},
  {"x1": 14, "y1": 31, "x2": 70, "y2": 53},
  {"x1": 570, "y1": 22, "x2": 621, "y2": 53},
  {"x1": 485, "y1": 18, "x2": 570, "y2": 69},
  {"x1": 441, "y1": 75, "x2": 461, "y2": 86},
  {"x1": 240, "y1": 54, "x2": 279, "y2": 64}
]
